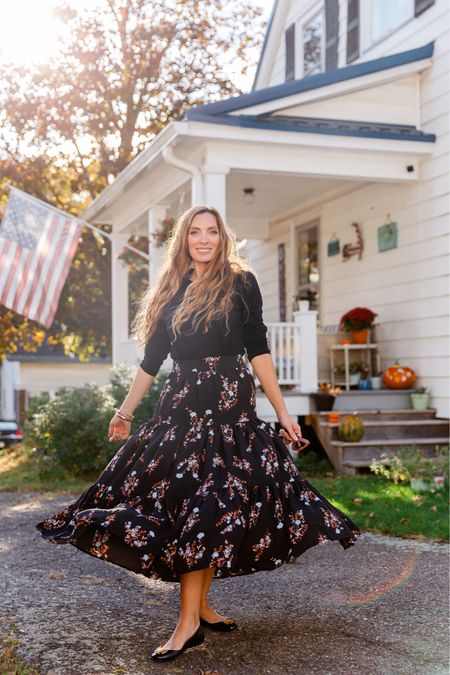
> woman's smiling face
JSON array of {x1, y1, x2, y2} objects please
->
[{"x1": 187, "y1": 211, "x2": 220, "y2": 266}]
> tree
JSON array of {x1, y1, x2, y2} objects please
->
[{"x1": 0, "y1": 0, "x2": 265, "y2": 359}]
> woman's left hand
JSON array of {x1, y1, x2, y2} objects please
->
[{"x1": 277, "y1": 411, "x2": 302, "y2": 443}]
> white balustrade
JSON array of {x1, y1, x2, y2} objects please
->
[{"x1": 116, "y1": 310, "x2": 318, "y2": 393}]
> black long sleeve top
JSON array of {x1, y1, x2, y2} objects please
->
[{"x1": 139, "y1": 270, "x2": 271, "y2": 376}]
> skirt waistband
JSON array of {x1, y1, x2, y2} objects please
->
[{"x1": 172, "y1": 353, "x2": 246, "y2": 371}]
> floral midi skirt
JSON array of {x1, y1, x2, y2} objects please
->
[{"x1": 36, "y1": 353, "x2": 361, "y2": 582}]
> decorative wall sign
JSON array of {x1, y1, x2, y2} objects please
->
[
  {"x1": 327, "y1": 234, "x2": 340, "y2": 256},
  {"x1": 378, "y1": 217, "x2": 398, "y2": 252},
  {"x1": 342, "y1": 222, "x2": 363, "y2": 261},
  {"x1": 278, "y1": 243, "x2": 286, "y2": 321}
]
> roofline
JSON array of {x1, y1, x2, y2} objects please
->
[
  {"x1": 83, "y1": 121, "x2": 182, "y2": 220},
  {"x1": 184, "y1": 111, "x2": 436, "y2": 143},
  {"x1": 186, "y1": 42, "x2": 434, "y2": 118}
]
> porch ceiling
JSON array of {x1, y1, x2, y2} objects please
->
[{"x1": 226, "y1": 170, "x2": 359, "y2": 222}]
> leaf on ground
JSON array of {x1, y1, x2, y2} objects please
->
[
  {"x1": 430, "y1": 505, "x2": 438, "y2": 511},
  {"x1": 368, "y1": 512, "x2": 375, "y2": 518},
  {"x1": 400, "y1": 517, "x2": 410, "y2": 524},
  {"x1": 352, "y1": 497, "x2": 363, "y2": 505},
  {"x1": 47, "y1": 571, "x2": 66, "y2": 579}
]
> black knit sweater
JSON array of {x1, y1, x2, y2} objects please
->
[{"x1": 139, "y1": 270, "x2": 271, "y2": 376}]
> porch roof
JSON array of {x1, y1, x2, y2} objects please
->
[{"x1": 183, "y1": 111, "x2": 435, "y2": 143}]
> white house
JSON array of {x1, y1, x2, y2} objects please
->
[{"x1": 83, "y1": 0, "x2": 449, "y2": 431}]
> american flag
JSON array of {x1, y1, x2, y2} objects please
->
[{"x1": 0, "y1": 188, "x2": 83, "y2": 328}]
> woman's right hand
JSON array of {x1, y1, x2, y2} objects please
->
[{"x1": 108, "y1": 414, "x2": 131, "y2": 442}]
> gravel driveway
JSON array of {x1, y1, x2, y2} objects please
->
[{"x1": 1, "y1": 490, "x2": 448, "y2": 675}]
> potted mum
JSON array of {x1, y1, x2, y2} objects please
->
[{"x1": 339, "y1": 307, "x2": 378, "y2": 344}]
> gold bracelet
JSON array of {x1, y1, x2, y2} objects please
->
[{"x1": 115, "y1": 409, "x2": 134, "y2": 422}]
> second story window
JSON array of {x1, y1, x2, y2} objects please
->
[
  {"x1": 302, "y1": 9, "x2": 324, "y2": 76},
  {"x1": 370, "y1": 0, "x2": 412, "y2": 45}
]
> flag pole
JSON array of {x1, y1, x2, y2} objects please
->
[{"x1": 2, "y1": 183, "x2": 150, "y2": 262}]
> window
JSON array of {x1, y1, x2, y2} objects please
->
[
  {"x1": 370, "y1": 0, "x2": 412, "y2": 45},
  {"x1": 302, "y1": 10, "x2": 324, "y2": 76}
]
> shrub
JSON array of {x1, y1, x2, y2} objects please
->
[{"x1": 24, "y1": 364, "x2": 166, "y2": 480}]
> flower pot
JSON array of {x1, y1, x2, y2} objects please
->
[
  {"x1": 410, "y1": 477, "x2": 432, "y2": 493},
  {"x1": 357, "y1": 378, "x2": 372, "y2": 390},
  {"x1": 349, "y1": 373, "x2": 361, "y2": 386},
  {"x1": 410, "y1": 392, "x2": 430, "y2": 411},
  {"x1": 350, "y1": 328, "x2": 369, "y2": 344},
  {"x1": 311, "y1": 393, "x2": 336, "y2": 411},
  {"x1": 370, "y1": 376, "x2": 382, "y2": 389},
  {"x1": 298, "y1": 300, "x2": 310, "y2": 312}
]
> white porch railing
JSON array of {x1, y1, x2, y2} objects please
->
[
  {"x1": 118, "y1": 310, "x2": 318, "y2": 394},
  {"x1": 264, "y1": 310, "x2": 318, "y2": 392}
]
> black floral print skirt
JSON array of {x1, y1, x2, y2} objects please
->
[{"x1": 36, "y1": 353, "x2": 361, "y2": 582}]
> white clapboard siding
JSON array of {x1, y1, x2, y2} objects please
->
[
  {"x1": 259, "y1": 0, "x2": 448, "y2": 91},
  {"x1": 247, "y1": 0, "x2": 449, "y2": 417}
]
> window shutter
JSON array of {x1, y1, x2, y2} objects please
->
[
  {"x1": 415, "y1": 0, "x2": 435, "y2": 16},
  {"x1": 325, "y1": 0, "x2": 339, "y2": 70},
  {"x1": 346, "y1": 0, "x2": 359, "y2": 64},
  {"x1": 285, "y1": 23, "x2": 296, "y2": 81}
]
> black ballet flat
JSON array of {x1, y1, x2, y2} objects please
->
[
  {"x1": 200, "y1": 616, "x2": 238, "y2": 632},
  {"x1": 150, "y1": 624, "x2": 205, "y2": 661}
]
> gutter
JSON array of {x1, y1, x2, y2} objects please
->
[{"x1": 161, "y1": 145, "x2": 204, "y2": 203}]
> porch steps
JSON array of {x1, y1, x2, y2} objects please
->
[
  {"x1": 332, "y1": 389, "x2": 419, "y2": 411},
  {"x1": 309, "y1": 409, "x2": 449, "y2": 476}
]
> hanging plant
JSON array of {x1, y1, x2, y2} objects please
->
[{"x1": 152, "y1": 217, "x2": 175, "y2": 248}]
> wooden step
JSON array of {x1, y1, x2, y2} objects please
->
[
  {"x1": 314, "y1": 408, "x2": 438, "y2": 420},
  {"x1": 321, "y1": 419, "x2": 447, "y2": 427},
  {"x1": 320, "y1": 418, "x2": 449, "y2": 441},
  {"x1": 330, "y1": 436, "x2": 449, "y2": 447}
]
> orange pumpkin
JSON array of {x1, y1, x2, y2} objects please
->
[{"x1": 383, "y1": 360, "x2": 416, "y2": 389}]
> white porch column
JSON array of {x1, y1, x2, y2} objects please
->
[
  {"x1": 202, "y1": 164, "x2": 229, "y2": 219},
  {"x1": 192, "y1": 173, "x2": 204, "y2": 205},
  {"x1": 111, "y1": 233, "x2": 129, "y2": 366},
  {"x1": 147, "y1": 206, "x2": 168, "y2": 285},
  {"x1": 293, "y1": 309, "x2": 319, "y2": 392}
]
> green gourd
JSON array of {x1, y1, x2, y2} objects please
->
[{"x1": 338, "y1": 413, "x2": 365, "y2": 442}]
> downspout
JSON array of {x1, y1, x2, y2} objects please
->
[{"x1": 162, "y1": 145, "x2": 204, "y2": 204}]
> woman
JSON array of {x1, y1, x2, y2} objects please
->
[{"x1": 36, "y1": 205, "x2": 361, "y2": 662}]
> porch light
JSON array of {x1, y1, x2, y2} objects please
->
[{"x1": 243, "y1": 187, "x2": 255, "y2": 204}]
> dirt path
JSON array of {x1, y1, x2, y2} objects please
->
[{"x1": 1, "y1": 490, "x2": 448, "y2": 675}]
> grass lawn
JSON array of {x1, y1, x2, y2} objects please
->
[
  {"x1": 1, "y1": 444, "x2": 448, "y2": 542},
  {"x1": 309, "y1": 474, "x2": 449, "y2": 543},
  {"x1": 0, "y1": 445, "x2": 91, "y2": 495}
]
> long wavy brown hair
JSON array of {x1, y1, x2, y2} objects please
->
[{"x1": 131, "y1": 205, "x2": 255, "y2": 346}]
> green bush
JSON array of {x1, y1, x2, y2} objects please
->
[{"x1": 24, "y1": 364, "x2": 166, "y2": 480}]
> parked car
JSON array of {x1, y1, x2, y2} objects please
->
[{"x1": 0, "y1": 420, "x2": 24, "y2": 448}]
